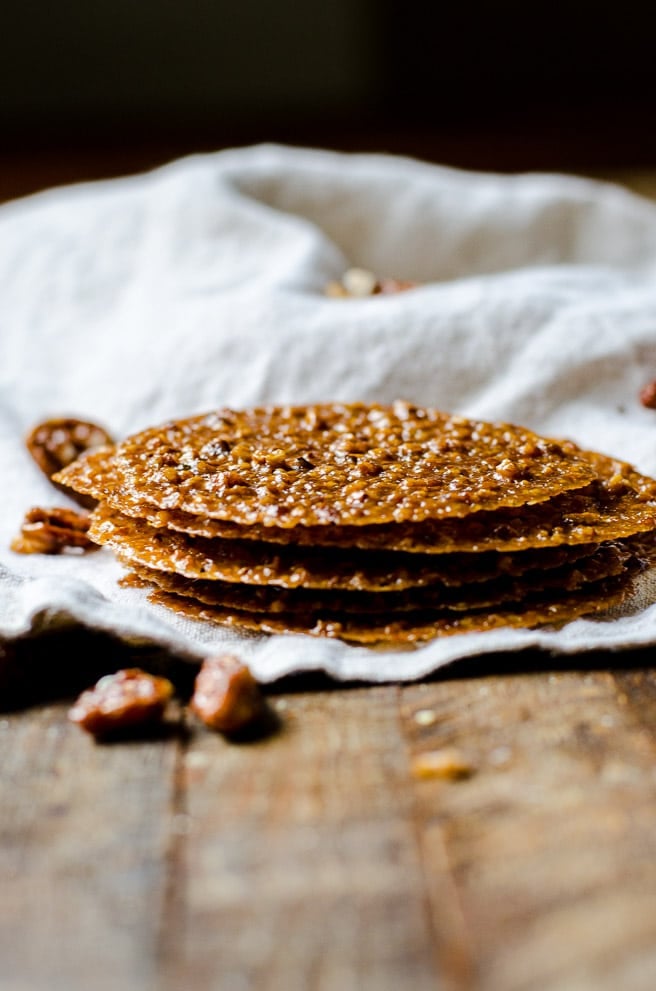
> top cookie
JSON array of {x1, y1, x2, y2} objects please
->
[{"x1": 82, "y1": 403, "x2": 598, "y2": 528}]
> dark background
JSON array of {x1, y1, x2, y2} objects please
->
[{"x1": 1, "y1": 1, "x2": 656, "y2": 200}]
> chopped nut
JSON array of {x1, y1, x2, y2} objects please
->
[
  {"x1": 342, "y1": 267, "x2": 378, "y2": 297},
  {"x1": 606, "y1": 472, "x2": 631, "y2": 495},
  {"x1": 190, "y1": 654, "x2": 265, "y2": 733},
  {"x1": 411, "y1": 748, "x2": 474, "y2": 780},
  {"x1": 324, "y1": 280, "x2": 349, "y2": 298},
  {"x1": 495, "y1": 458, "x2": 520, "y2": 481},
  {"x1": 68, "y1": 669, "x2": 174, "y2": 737},
  {"x1": 26, "y1": 417, "x2": 114, "y2": 508},
  {"x1": 640, "y1": 380, "x2": 656, "y2": 410},
  {"x1": 218, "y1": 470, "x2": 250, "y2": 489},
  {"x1": 11, "y1": 506, "x2": 95, "y2": 554},
  {"x1": 376, "y1": 278, "x2": 419, "y2": 294},
  {"x1": 326, "y1": 269, "x2": 420, "y2": 299}
]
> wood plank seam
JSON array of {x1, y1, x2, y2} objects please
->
[
  {"x1": 396, "y1": 685, "x2": 476, "y2": 991},
  {"x1": 155, "y1": 723, "x2": 188, "y2": 984}
]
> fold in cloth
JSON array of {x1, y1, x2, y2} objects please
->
[{"x1": 2, "y1": 144, "x2": 656, "y2": 681}]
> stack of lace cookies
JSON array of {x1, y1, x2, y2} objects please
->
[{"x1": 55, "y1": 402, "x2": 656, "y2": 646}]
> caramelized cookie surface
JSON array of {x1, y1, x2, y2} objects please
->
[
  {"x1": 91, "y1": 505, "x2": 602, "y2": 591},
  {"x1": 146, "y1": 572, "x2": 637, "y2": 645},
  {"x1": 57, "y1": 403, "x2": 598, "y2": 528},
  {"x1": 72, "y1": 446, "x2": 656, "y2": 554},
  {"x1": 125, "y1": 542, "x2": 633, "y2": 615},
  {"x1": 52, "y1": 404, "x2": 656, "y2": 647}
]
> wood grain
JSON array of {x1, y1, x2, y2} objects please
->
[
  {"x1": 164, "y1": 687, "x2": 449, "y2": 991},
  {"x1": 2, "y1": 663, "x2": 656, "y2": 990},
  {"x1": 0, "y1": 703, "x2": 180, "y2": 991},
  {"x1": 0, "y1": 685, "x2": 458, "y2": 991},
  {"x1": 400, "y1": 670, "x2": 656, "y2": 991}
]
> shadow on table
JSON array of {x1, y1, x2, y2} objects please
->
[{"x1": 1, "y1": 627, "x2": 654, "y2": 712}]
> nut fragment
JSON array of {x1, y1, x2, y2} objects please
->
[
  {"x1": 325, "y1": 268, "x2": 420, "y2": 298},
  {"x1": 11, "y1": 506, "x2": 95, "y2": 554},
  {"x1": 377, "y1": 278, "x2": 419, "y2": 294},
  {"x1": 26, "y1": 417, "x2": 114, "y2": 507},
  {"x1": 639, "y1": 381, "x2": 656, "y2": 410},
  {"x1": 68, "y1": 668, "x2": 174, "y2": 737},
  {"x1": 410, "y1": 748, "x2": 474, "y2": 780},
  {"x1": 342, "y1": 267, "x2": 378, "y2": 297},
  {"x1": 190, "y1": 654, "x2": 265, "y2": 733}
]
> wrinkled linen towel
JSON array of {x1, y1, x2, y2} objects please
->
[{"x1": 2, "y1": 143, "x2": 656, "y2": 682}]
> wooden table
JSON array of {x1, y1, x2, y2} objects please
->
[
  {"x1": 2, "y1": 165, "x2": 656, "y2": 991},
  {"x1": 2, "y1": 636, "x2": 656, "y2": 991}
]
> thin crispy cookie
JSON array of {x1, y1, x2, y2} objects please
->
[
  {"x1": 146, "y1": 572, "x2": 637, "y2": 645},
  {"x1": 57, "y1": 403, "x2": 598, "y2": 527},
  {"x1": 90, "y1": 504, "x2": 602, "y2": 591},
  {"x1": 61, "y1": 445, "x2": 656, "y2": 554},
  {"x1": 124, "y1": 542, "x2": 633, "y2": 615}
]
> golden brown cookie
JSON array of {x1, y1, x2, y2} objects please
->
[
  {"x1": 123, "y1": 541, "x2": 633, "y2": 615},
  {"x1": 56, "y1": 403, "x2": 598, "y2": 527},
  {"x1": 146, "y1": 571, "x2": 637, "y2": 645},
  {"x1": 90, "y1": 504, "x2": 603, "y2": 591},
  {"x1": 51, "y1": 403, "x2": 656, "y2": 647},
  {"x1": 61, "y1": 443, "x2": 656, "y2": 554}
]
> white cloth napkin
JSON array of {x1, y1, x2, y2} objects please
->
[{"x1": 3, "y1": 143, "x2": 656, "y2": 682}]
